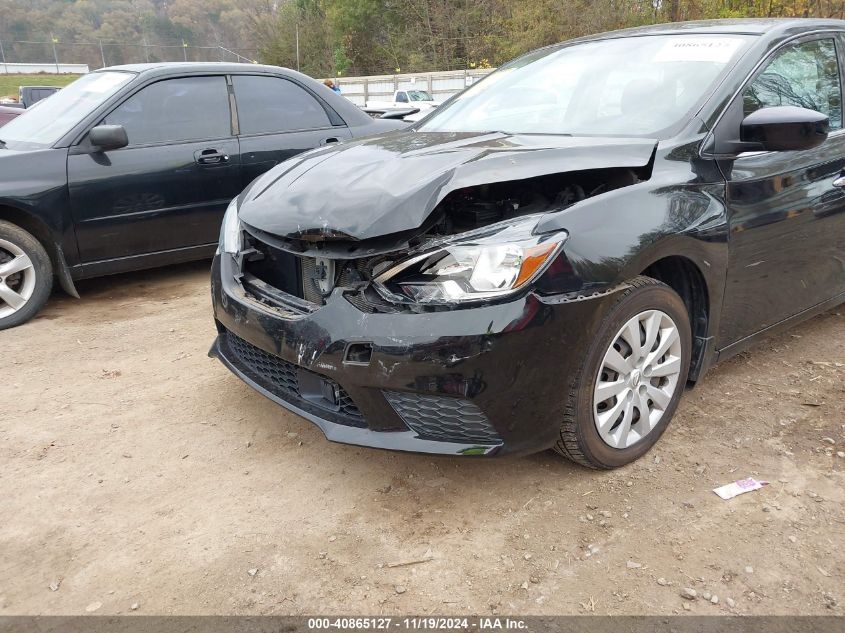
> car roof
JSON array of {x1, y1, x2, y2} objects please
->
[
  {"x1": 99, "y1": 61, "x2": 293, "y2": 76},
  {"x1": 566, "y1": 17, "x2": 845, "y2": 43}
]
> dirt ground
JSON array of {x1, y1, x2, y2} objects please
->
[{"x1": 1, "y1": 261, "x2": 843, "y2": 616}]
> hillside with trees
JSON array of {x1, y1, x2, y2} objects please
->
[
  {"x1": 2, "y1": 0, "x2": 845, "y2": 76},
  {"x1": 0, "y1": 0, "x2": 256, "y2": 68}
]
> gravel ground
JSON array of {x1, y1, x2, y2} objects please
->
[{"x1": 1, "y1": 261, "x2": 843, "y2": 616}]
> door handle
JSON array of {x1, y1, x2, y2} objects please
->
[
  {"x1": 196, "y1": 149, "x2": 229, "y2": 165},
  {"x1": 322, "y1": 137, "x2": 340, "y2": 145},
  {"x1": 833, "y1": 175, "x2": 845, "y2": 188}
]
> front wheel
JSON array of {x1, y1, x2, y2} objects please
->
[
  {"x1": 0, "y1": 221, "x2": 53, "y2": 331},
  {"x1": 554, "y1": 276, "x2": 692, "y2": 469}
]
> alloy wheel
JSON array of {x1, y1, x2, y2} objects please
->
[
  {"x1": 593, "y1": 309, "x2": 683, "y2": 449},
  {"x1": 0, "y1": 238, "x2": 37, "y2": 319}
]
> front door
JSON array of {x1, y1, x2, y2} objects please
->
[
  {"x1": 719, "y1": 36, "x2": 845, "y2": 346},
  {"x1": 68, "y1": 75, "x2": 241, "y2": 265}
]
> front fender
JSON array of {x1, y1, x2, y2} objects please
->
[
  {"x1": 535, "y1": 148, "x2": 729, "y2": 348},
  {"x1": 0, "y1": 147, "x2": 78, "y2": 268}
]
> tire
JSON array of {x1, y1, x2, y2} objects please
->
[
  {"x1": 0, "y1": 220, "x2": 53, "y2": 331},
  {"x1": 554, "y1": 276, "x2": 692, "y2": 469}
]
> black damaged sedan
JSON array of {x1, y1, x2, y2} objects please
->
[{"x1": 211, "y1": 19, "x2": 845, "y2": 468}]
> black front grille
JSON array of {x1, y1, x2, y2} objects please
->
[
  {"x1": 383, "y1": 391, "x2": 502, "y2": 444},
  {"x1": 225, "y1": 332, "x2": 365, "y2": 427}
]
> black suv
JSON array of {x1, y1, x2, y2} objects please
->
[{"x1": 0, "y1": 63, "x2": 401, "y2": 330}]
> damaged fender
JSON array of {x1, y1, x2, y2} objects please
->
[{"x1": 535, "y1": 135, "x2": 730, "y2": 378}]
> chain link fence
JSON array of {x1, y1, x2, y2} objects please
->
[
  {"x1": 0, "y1": 33, "x2": 495, "y2": 109},
  {"x1": 0, "y1": 35, "x2": 260, "y2": 72}
]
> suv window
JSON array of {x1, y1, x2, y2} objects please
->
[
  {"x1": 104, "y1": 76, "x2": 231, "y2": 145},
  {"x1": 744, "y1": 38, "x2": 843, "y2": 129},
  {"x1": 232, "y1": 75, "x2": 331, "y2": 135}
]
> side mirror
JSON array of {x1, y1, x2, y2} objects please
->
[
  {"x1": 740, "y1": 106, "x2": 828, "y2": 152},
  {"x1": 89, "y1": 125, "x2": 128, "y2": 151}
]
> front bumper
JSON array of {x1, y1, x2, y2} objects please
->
[{"x1": 210, "y1": 254, "x2": 612, "y2": 457}]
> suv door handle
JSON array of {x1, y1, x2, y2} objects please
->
[
  {"x1": 322, "y1": 137, "x2": 340, "y2": 145},
  {"x1": 195, "y1": 148, "x2": 229, "y2": 165}
]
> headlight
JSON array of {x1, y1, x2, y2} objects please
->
[
  {"x1": 374, "y1": 218, "x2": 567, "y2": 304},
  {"x1": 219, "y1": 198, "x2": 242, "y2": 255}
]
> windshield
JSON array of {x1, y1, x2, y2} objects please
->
[
  {"x1": 408, "y1": 90, "x2": 434, "y2": 101},
  {"x1": 419, "y1": 34, "x2": 754, "y2": 137},
  {"x1": 0, "y1": 71, "x2": 134, "y2": 147}
]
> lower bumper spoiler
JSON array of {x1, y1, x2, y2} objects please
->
[{"x1": 209, "y1": 336, "x2": 502, "y2": 457}]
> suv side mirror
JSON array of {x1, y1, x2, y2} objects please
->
[
  {"x1": 89, "y1": 125, "x2": 128, "y2": 151},
  {"x1": 740, "y1": 106, "x2": 829, "y2": 152}
]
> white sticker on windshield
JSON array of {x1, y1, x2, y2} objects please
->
[
  {"x1": 84, "y1": 72, "x2": 130, "y2": 94},
  {"x1": 653, "y1": 37, "x2": 744, "y2": 64}
]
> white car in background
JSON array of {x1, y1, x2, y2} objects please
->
[{"x1": 365, "y1": 89, "x2": 440, "y2": 111}]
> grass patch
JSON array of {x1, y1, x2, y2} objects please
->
[{"x1": 0, "y1": 74, "x2": 79, "y2": 100}]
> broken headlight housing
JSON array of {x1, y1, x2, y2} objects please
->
[
  {"x1": 374, "y1": 216, "x2": 567, "y2": 304},
  {"x1": 219, "y1": 198, "x2": 242, "y2": 255}
]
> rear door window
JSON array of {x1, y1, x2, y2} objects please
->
[
  {"x1": 104, "y1": 76, "x2": 232, "y2": 145},
  {"x1": 232, "y1": 75, "x2": 332, "y2": 135}
]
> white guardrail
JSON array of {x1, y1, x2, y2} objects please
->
[
  {"x1": 1, "y1": 62, "x2": 90, "y2": 74},
  {"x1": 330, "y1": 68, "x2": 495, "y2": 107}
]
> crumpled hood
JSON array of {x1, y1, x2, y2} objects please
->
[{"x1": 239, "y1": 131, "x2": 657, "y2": 241}]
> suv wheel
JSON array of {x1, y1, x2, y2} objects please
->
[
  {"x1": 554, "y1": 276, "x2": 692, "y2": 469},
  {"x1": 0, "y1": 221, "x2": 53, "y2": 331}
]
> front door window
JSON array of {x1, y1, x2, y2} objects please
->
[{"x1": 743, "y1": 38, "x2": 842, "y2": 129}]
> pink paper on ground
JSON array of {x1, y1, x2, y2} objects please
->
[{"x1": 712, "y1": 477, "x2": 769, "y2": 500}]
